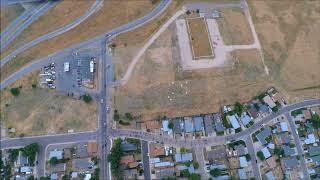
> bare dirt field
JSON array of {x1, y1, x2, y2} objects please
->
[
  {"x1": 217, "y1": 8, "x2": 254, "y2": 45},
  {"x1": 248, "y1": 0, "x2": 320, "y2": 101},
  {"x1": 186, "y1": 17, "x2": 213, "y2": 58},
  {"x1": 0, "y1": 4, "x2": 24, "y2": 30},
  {"x1": 1, "y1": 0, "x2": 158, "y2": 81},
  {"x1": 2, "y1": 0, "x2": 94, "y2": 56},
  {"x1": 0, "y1": 72, "x2": 97, "y2": 137},
  {"x1": 113, "y1": 25, "x2": 271, "y2": 121}
]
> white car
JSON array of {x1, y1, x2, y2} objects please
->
[{"x1": 101, "y1": 99, "x2": 104, "y2": 103}]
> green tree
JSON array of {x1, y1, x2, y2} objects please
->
[
  {"x1": 180, "y1": 147, "x2": 188, "y2": 154},
  {"x1": 10, "y1": 88, "x2": 20, "y2": 96},
  {"x1": 311, "y1": 114, "x2": 320, "y2": 129},
  {"x1": 257, "y1": 151, "x2": 265, "y2": 160},
  {"x1": 193, "y1": 162, "x2": 199, "y2": 169},
  {"x1": 234, "y1": 102, "x2": 243, "y2": 116},
  {"x1": 82, "y1": 94, "x2": 92, "y2": 103},
  {"x1": 40, "y1": 177, "x2": 50, "y2": 180},
  {"x1": 114, "y1": 110, "x2": 120, "y2": 121},
  {"x1": 125, "y1": 112, "x2": 133, "y2": 120},
  {"x1": 188, "y1": 173, "x2": 200, "y2": 180},
  {"x1": 8, "y1": 149, "x2": 20, "y2": 162},
  {"x1": 181, "y1": 169, "x2": 190, "y2": 177},
  {"x1": 22, "y1": 143, "x2": 39, "y2": 166},
  {"x1": 90, "y1": 168, "x2": 100, "y2": 180},
  {"x1": 210, "y1": 168, "x2": 222, "y2": 177},
  {"x1": 27, "y1": 175, "x2": 35, "y2": 180},
  {"x1": 108, "y1": 138, "x2": 123, "y2": 179},
  {"x1": 50, "y1": 157, "x2": 59, "y2": 165},
  {"x1": 168, "y1": 121, "x2": 174, "y2": 129},
  {"x1": 62, "y1": 174, "x2": 71, "y2": 180}
]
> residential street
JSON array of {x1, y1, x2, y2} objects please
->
[
  {"x1": 245, "y1": 136, "x2": 261, "y2": 180},
  {"x1": 141, "y1": 140, "x2": 151, "y2": 180}
]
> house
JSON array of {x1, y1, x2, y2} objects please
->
[
  {"x1": 240, "y1": 113, "x2": 251, "y2": 126},
  {"x1": 280, "y1": 122, "x2": 289, "y2": 132},
  {"x1": 194, "y1": 116, "x2": 204, "y2": 132},
  {"x1": 266, "y1": 156, "x2": 277, "y2": 169},
  {"x1": 71, "y1": 172, "x2": 78, "y2": 178},
  {"x1": 207, "y1": 148, "x2": 226, "y2": 161},
  {"x1": 149, "y1": 143, "x2": 165, "y2": 157},
  {"x1": 49, "y1": 150, "x2": 64, "y2": 160},
  {"x1": 259, "y1": 104, "x2": 270, "y2": 114},
  {"x1": 263, "y1": 95, "x2": 276, "y2": 108},
  {"x1": 303, "y1": 110, "x2": 312, "y2": 120},
  {"x1": 144, "y1": 120, "x2": 161, "y2": 130},
  {"x1": 238, "y1": 168, "x2": 247, "y2": 180},
  {"x1": 184, "y1": 117, "x2": 194, "y2": 133},
  {"x1": 87, "y1": 141, "x2": 98, "y2": 156},
  {"x1": 283, "y1": 146, "x2": 297, "y2": 157},
  {"x1": 311, "y1": 155, "x2": 320, "y2": 165},
  {"x1": 277, "y1": 134, "x2": 291, "y2": 144},
  {"x1": 256, "y1": 128, "x2": 272, "y2": 145},
  {"x1": 173, "y1": 118, "x2": 184, "y2": 135},
  {"x1": 304, "y1": 134, "x2": 316, "y2": 145},
  {"x1": 155, "y1": 167, "x2": 175, "y2": 178},
  {"x1": 16, "y1": 151, "x2": 29, "y2": 166},
  {"x1": 84, "y1": 173, "x2": 91, "y2": 180},
  {"x1": 150, "y1": 157, "x2": 161, "y2": 164},
  {"x1": 309, "y1": 146, "x2": 320, "y2": 157},
  {"x1": 120, "y1": 155, "x2": 135, "y2": 165},
  {"x1": 234, "y1": 145, "x2": 247, "y2": 156},
  {"x1": 268, "y1": 143, "x2": 275, "y2": 150},
  {"x1": 247, "y1": 107, "x2": 259, "y2": 119},
  {"x1": 162, "y1": 120, "x2": 173, "y2": 134},
  {"x1": 121, "y1": 143, "x2": 137, "y2": 152},
  {"x1": 175, "y1": 153, "x2": 193, "y2": 163},
  {"x1": 239, "y1": 156, "x2": 248, "y2": 168},
  {"x1": 283, "y1": 158, "x2": 299, "y2": 170},
  {"x1": 264, "y1": 171, "x2": 276, "y2": 180},
  {"x1": 261, "y1": 147, "x2": 271, "y2": 159},
  {"x1": 20, "y1": 166, "x2": 32, "y2": 174},
  {"x1": 51, "y1": 173, "x2": 58, "y2": 180},
  {"x1": 154, "y1": 161, "x2": 174, "y2": 168},
  {"x1": 72, "y1": 158, "x2": 93, "y2": 171},
  {"x1": 227, "y1": 115, "x2": 240, "y2": 129},
  {"x1": 51, "y1": 163, "x2": 66, "y2": 173},
  {"x1": 204, "y1": 115, "x2": 214, "y2": 135}
]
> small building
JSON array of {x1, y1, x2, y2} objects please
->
[
  {"x1": 234, "y1": 145, "x2": 247, "y2": 156},
  {"x1": 239, "y1": 156, "x2": 248, "y2": 168},
  {"x1": 309, "y1": 146, "x2": 320, "y2": 157},
  {"x1": 87, "y1": 141, "x2": 98, "y2": 156},
  {"x1": 150, "y1": 157, "x2": 161, "y2": 164},
  {"x1": 240, "y1": 113, "x2": 251, "y2": 126},
  {"x1": 155, "y1": 167, "x2": 175, "y2": 178},
  {"x1": 64, "y1": 62, "x2": 70, "y2": 72},
  {"x1": 51, "y1": 163, "x2": 66, "y2": 173},
  {"x1": 204, "y1": 115, "x2": 214, "y2": 135},
  {"x1": 263, "y1": 95, "x2": 276, "y2": 108},
  {"x1": 311, "y1": 155, "x2": 320, "y2": 165},
  {"x1": 49, "y1": 150, "x2": 64, "y2": 160},
  {"x1": 184, "y1": 117, "x2": 194, "y2": 133},
  {"x1": 277, "y1": 134, "x2": 291, "y2": 144},
  {"x1": 280, "y1": 122, "x2": 289, "y2": 132},
  {"x1": 20, "y1": 166, "x2": 32, "y2": 174},
  {"x1": 150, "y1": 143, "x2": 165, "y2": 157},
  {"x1": 162, "y1": 120, "x2": 173, "y2": 134},
  {"x1": 261, "y1": 147, "x2": 271, "y2": 159},
  {"x1": 121, "y1": 143, "x2": 137, "y2": 152},
  {"x1": 283, "y1": 146, "x2": 297, "y2": 157},
  {"x1": 173, "y1": 118, "x2": 184, "y2": 134},
  {"x1": 256, "y1": 128, "x2": 272, "y2": 145},
  {"x1": 283, "y1": 158, "x2": 299, "y2": 170},
  {"x1": 227, "y1": 115, "x2": 240, "y2": 129},
  {"x1": 304, "y1": 134, "x2": 316, "y2": 145},
  {"x1": 238, "y1": 168, "x2": 247, "y2": 180},
  {"x1": 193, "y1": 116, "x2": 204, "y2": 132},
  {"x1": 215, "y1": 121, "x2": 225, "y2": 133},
  {"x1": 247, "y1": 107, "x2": 259, "y2": 119},
  {"x1": 144, "y1": 120, "x2": 161, "y2": 130},
  {"x1": 266, "y1": 156, "x2": 277, "y2": 169},
  {"x1": 51, "y1": 173, "x2": 58, "y2": 180},
  {"x1": 303, "y1": 110, "x2": 312, "y2": 120},
  {"x1": 154, "y1": 161, "x2": 174, "y2": 168},
  {"x1": 16, "y1": 151, "x2": 29, "y2": 166},
  {"x1": 259, "y1": 104, "x2": 270, "y2": 114},
  {"x1": 175, "y1": 153, "x2": 193, "y2": 163}
]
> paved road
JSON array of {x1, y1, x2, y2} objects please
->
[
  {"x1": 286, "y1": 112, "x2": 310, "y2": 180},
  {"x1": 1, "y1": 0, "x2": 44, "y2": 6},
  {"x1": 244, "y1": 136, "x2": 261, "y2": 180},
  {"x1": 141, "y1": 140, "x2": 151, "y2": 180},
  {"x1": 0, "y1": 0, "x2": 171, "y2": 68},
  {"x1": 194, "y1": 146, "x2": 208, "y2": 178},
  {"x1": 1, "y1": 0, "x2": 59, "y2": 49}
]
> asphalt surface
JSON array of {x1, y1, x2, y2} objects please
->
[
  {"x1": 0, "y1": 0, "x2": 171, "y2": 67},
  {"x1": 286, "y1": 112, "x2": 310, "y2": 180},
  {"x1": 244, "y1": 136, "x2": 261, "y2": 180},
  {"x1": 141, "y1": 140, "x2": 151, "y2": 180},
  {"x1": 1, "y1": 0, "x2": 59, "y2": 49},
  {"x1": 1, "y1": 0, "x2": 44, "y2": 6}
]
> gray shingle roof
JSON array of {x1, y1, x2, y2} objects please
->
[
  {"x1": 194, "y1": 116, "x2": 204, "y2": 132},
  {"x1": 283, "y1": 158, "x2": 299, "y2": 169},
  {"x1": 184, "y1": 117, "x2": 194, "y2": 133},
  {"x1": 204, "y1": 115, "x2": 214, "y2": 135},
  {"x1": 256, "y1": 128, "x2": 272, "y2": 145},
  {"x1": 173, "y1": 118, "x2": 183, "y2": 134}
]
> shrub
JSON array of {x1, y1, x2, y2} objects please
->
[
  {"x1": 10, "y1": 88, "x2": 20, "y2": 96},
  {"x1": 210, "y1": 168, "x2": 222, "y2": 177},
  {"x1": 50, "y1": 157, "x2": 59, "y2": 165},
  {"x1": 257, "y1": 151, "x2": 265, "y2": 160},
  {"x1": 82, "y1": 94, "x2": 92, "y2": 103}
]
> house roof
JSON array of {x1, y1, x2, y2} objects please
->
[
  {"x1": 303, "y1": 110, "x2": 312, "y2": 120},
  {"x1": 215, "y1": 121, "x2": 225, "y2": 132},
  {"x1": 235, "y1": 145, "x2": 246, "y2": 156},
  {"x1": 72, "y1": 158, "x2": 92, "y2": 171},
  {"x1": 256, "y1": 128, "x2": 272, "y2": 145},
  {"x1": 184, "y1": 117, "x2": 194, "y2": 133},
  {"x1": 17, "y1": 151, "x2": 29, "y2": 166},
  {"x1": 247, "y1": 107, "x2": 259, "y2": 119},
  {"x1": 266, "y1": 156, "x2": 277, "y2": 169},
  {"x1": 305, "y1": 134, "x2": 316, "y2": 145},
  {"x1": 51, "y1": 163, "x2": 66, "y2": 173},
  {"x1": 265, "y1": 171, "x2": 275, "y2": 180},
  {"x1": 145, "y1": 120, "x2": 161, "y2": 130},
  {"x1": 227, "y1": 115, "x2": 240, "y2": 129},
  {"x1": 309, "y1": 146, "x2": 320, "y2": 157},
  {"x1": 283, "y1": 146, "x2": 296, "y2": 157},
  {"x1": 155, "y1": 161, "x2": 175, "y2": 168},
  {"x1": 204, "y1": 115, "x2": 214, "y2": 134},
  {"x1": 213, "y1": 113, "x2": 222, "y2": 121},
  {"x1": 173, "y1": 118, "x2": 183, "y2": 134},
  {"x1": 124, "y1": 169, "x2": 138, "y2": 178},
  {"x1": 238, "y1": 168, "x2": 247, "y2": 180},
  {"x1": 121, "y1": 143, "x2": 137, "y2": 152},
  {"x1": 280, "y1": 122, "x2": 289, "y2": 132},
  {"x1": 207, "y1": 148, "x2": 226, "y2": 160},
  {"x1": 150, "y1": 143, "x2": 165, "y2": 157},
  {"x1": 175, "y1": 153, "x2": 193, "y2": 162},
  {"x1": 49, "y1": 150, "x2": 64, "y2": 160},
  {"x1": 194, "y1": 116, "x2": 204, "y2": 132},
  {"x1": 278, "y1": 134, "x2": 290, "y2": 144},
  {"x1": 150, "y1": 157, "x2": 161, "y2": 164},
  {"x1": 87, "y1": 141, "x2": 98, "y2": 155},
  {"x1": 261, "y1": 147, "x2": 271, "y2": 159},
  {"x1": 239, "y1": 156, "x2": 248, "y2": 168},
  {"x1": 259, "y1": 104, "x2": 270, "y2": 113},
  {"x1": 51, "y1": 173, "x2": 58, "y2": 180},
  {"x1": 20, "y1": 166, "x2": 32, "y2": 173},
  {"x1": 311, "y1": 155, "x2": 320, "y2": 165},
  {"x1": 240, "y1": 113, "x2": 251, "y2": 126},
  {"x1": 263, "y1": 95, "x2": 276, "y2": 108},
  {"x1": 120, "y1": 155, "x2": 135, "y2": 165},
  {"x1": 283, "y1": 158, "x2": 299, "y2": 169},
  {"x1": 155, "y1": 167, "x2": 175, "y2": 178}
]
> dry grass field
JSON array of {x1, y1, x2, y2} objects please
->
[
  {"x1": 113, "y1": 25, "x2": 270, "y2": 121},
  {"x1": 0, "y1": 72, "x2": 97, "y2": 137},
  {"x1": 248, "y1": 0, "x2": 320, "y2": 101},
  {"x1": 2, "y1": 0, "x2": 94, "y2": 56},
  {"x1": 186, "y1": 17, "x2": 213, "y2": 58},
  {"x1": 217, "y1": 9, "x2": 254, "y2": 45},
  {"x1": 0, "y1": 4, "x2": 24, "y2": 30},
  {"x1": 1, "y1": 0, "x2": 158, "y2": 81}
]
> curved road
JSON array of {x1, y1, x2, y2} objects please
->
[
  {"x1": 0, "y1": 0, "x2": 170, "y2": 67},
  {"x1": 0, "y1": 0, "x2": 102, "y2": 64}
]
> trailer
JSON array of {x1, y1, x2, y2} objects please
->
[{"x1": 64, "y1": 62, "x2": 70, "y2": 72}]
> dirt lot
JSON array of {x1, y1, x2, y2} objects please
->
[
  {"x1": 1, "y1": 0, "x2": 158, "y2": 81},
  {"x1": 248, "y1": 0, "x2": 320, "y2": 101},
  {"x1": 217, "y1": 8, "x2": 254, "y2": 45},
  {"x1": 186, "y1": 17, "x2": 213, "y2": 58},
  {"x1": 0, "y1": 4, "x2": 24, "y2": 30},
  {"x1": 113, "y1": 25, "x2": 270, "y2": 121},
  {"x1": 0, "y1": 72, "x2": 97, "y2": 137},
  {"x1": 2, "y1": 0, "x2": 94, "y2": 56}
]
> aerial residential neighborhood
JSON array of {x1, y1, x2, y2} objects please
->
[{"x1": 1, "y1": 0, "x2": 320, "y2": 180}]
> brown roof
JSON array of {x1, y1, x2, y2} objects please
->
[
  {"x1": 144, "y1": 120, "x2": 161, "y2": 130},
  {"x1": 303, "y1": 110, "x2": 312, "y2": 120},
  {"x1": 272, "y1": 92, "x2": 284, "y2": 103},
  {"x1": 266, "y1": 156, "x2": 277, "y2": 169},
  {"x1": 150, "y1": 143, "x2": 165, "y2": 157},
  {"x1": 87, "y1": 141, "x2": 98, "y2": 155},
  {"x1": 120, "y1": 155, "x2": 135, "y2": 165}
]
